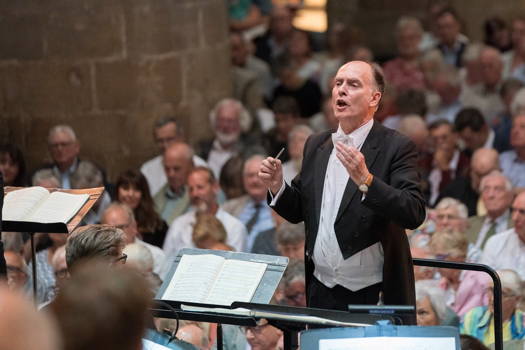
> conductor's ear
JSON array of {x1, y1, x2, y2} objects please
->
[{"x1": 370, "y1": 91, "x2": 382, "y2": 108}]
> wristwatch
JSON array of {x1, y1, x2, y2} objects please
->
[{"x1": 358, "y1": 173, "x2": 373, "y2": 193}]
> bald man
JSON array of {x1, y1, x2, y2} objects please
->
[{"x1": 153, "y1": 142, "x2": 194, "y2": 224}]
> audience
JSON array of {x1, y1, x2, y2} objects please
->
[{"x1": 4, "y1": 6, "x2": 525, "y2": 348}]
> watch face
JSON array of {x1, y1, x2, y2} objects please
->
[{"x1": 359, "y1": 184, "x2": 368, "y2": 193}]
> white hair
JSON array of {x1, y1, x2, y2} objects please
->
[
  {"x1": 48, "y1": 124, "x2": 77, "y2": 143},
  {"x1": 288, "y1": 124, "x2": 313, "y2": 143},
  {"x1": 398, "y1": 114, "x2": 427, "y2": 137},
  {"x1": 479, "y1": 170, "x2": 513, "y2": 192},
  {"x1": 209, "y1": 98, "x2": 252, "y2": 133},
  {"x1": 497, "y1": 269, "x2": 522, "y2": 296},
  {"x1": 510, "y1": 87, "x2": 525, "y2": 116},
  {"x1": 435, "y1": 197, "x2": 468, "y2": 219},
  {"x1": 123, "y1": 243, "x2": 154, "y2": 273},
  {"x1": 396, "y1": 16, "x2": 423, "y2": 36},
  {"x1": 415, "y1": 280, "x2": 448, "y2": 324}
]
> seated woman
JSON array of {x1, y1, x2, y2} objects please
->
[
  {"x1": 430, "y1": 230, "x2": 489, "y2": 318},
  {"x1": 461, "y1": 269, "x2": 525, "y2": 347},
  {"x1": 0, "y1": 143, "x2": 27, "y2": 187},
  {"x1": 115, "y1": 170, "x2": 167, "y2": 248},
  {"x1": 415, "y1": 279, "x2": 459, "y2": 326}
]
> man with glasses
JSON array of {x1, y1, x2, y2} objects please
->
[
  {"x1": 244, "y1": 319, "x2": 283, "y2": 350},
  {"x1": 34, "y1": 124, "x2": 105, "y2": 190},
  {"x1": 3, "y1": 250, "x2": 29, "y2": 292},
  {"x1": 482, "y1": 191, "x2": 525, "y2": 280}
]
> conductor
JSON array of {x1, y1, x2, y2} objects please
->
[{"x1": 259, "y1": 61, "x2": 425, "y2": 319}]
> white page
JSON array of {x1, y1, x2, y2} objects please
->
[
  {"x1": 28, "y1": 191, "x2": 89, "y2": 223},
  {"x1": 142, "y1": 339, "x2": 172, "y2": 350},
  {"x1": 319, "y1": 336, "x2": 456, "y2": 350},
  {"x1": 161, "y1": 254, "x2": 225, "y2": 303},
  {"x1": 205, "y1": 259, "x2": 267, "y2": 306},
  {"x1": 2, "y1": 187, "x2": 50, "y2": 221}
]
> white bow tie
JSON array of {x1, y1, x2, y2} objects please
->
[{"x1": 331, "y1": 131, "x2": 354, "y2": 148}]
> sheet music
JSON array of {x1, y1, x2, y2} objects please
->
[
  {"x1": 161, "y1": 254, "x2": 224, "y2": 303},
  {"x1": 206, "y1": 259, "x2": 267, "y2": 306},
  {"x1": 28, "y1": 191, "x2": 89, "y2": 223},
  {"x1": 319, "y1": 336, "x2": 456, "y2": 350},
  {"x1": 3, "y1": 187, "x2": 49, "y2": 221}
]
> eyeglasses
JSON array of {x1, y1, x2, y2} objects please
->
[
  {"x1": 285, "y1": 291, "x2": 305, "y2": 302},
  {"x1": 6, "y1": 265, "x2": 27, "y2": 277},
  {"x1": 434, "y1": 253, "x2": 450, "y2": 260},
  {"x1": 54, "y1": 268, "x2": 68, "y2": 279},
  {"x1": 114, "y1": 253, "x2": 127, "y2": 265},
  {"x1": 243, "y1": 320, "x2": 270, "y2": 335},
  {"x1": 49, "y1": 141, "x2": 75, "y2": 149}
]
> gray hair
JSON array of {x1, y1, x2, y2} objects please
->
[
  {"x1": 48, "y1": 124, "x2": 77, "y2": 143},
  {"x1": 1, "y1": 232, "x2": 24, "y2": 252},
  {"x1": 153, "y1": 116, "x2": 183, "y2": 136},
  {"x1": 209, "y1": 98, "x2": 252, "y2": 133},
  {"x1": 66, "y1": 224, "x2": 125, "y2": 269},
  {"x1": 498, "y1": 269, "x2": 522, "y2": 296},
  {"x1": 415, "y1": 280, "x2": 449, "y2": 324},
  {"x1": 282, "y1": 259, "x2": 305, "y2": 287},
  {"x1": 462, "y1": 42, "x2": 484, "y2": 64},
  {"x1": 123, "y1": 243, "x2": 154, "y2": 273},
  {"x1": 396, "y1": 16, "x2": 423, "y2": 36},
  {"x1": 276, "y1": 222, "x2": 305, "y2": 246},
  {"x1": 398, "y1": 114, "x2": 427, "y2": 137},
  {"x1": 479, "y1": 170, "x2": 513, "y2": 192},
  {"x1": 70, "y1": 161, "x2": 103, "y2": 189},
  {"x1": 32, "y1": 168, "x2": 60, "y2": 187},
  {"x1": 288, "y1": 125, "x2": 314, "y2": 143},
  {"x1": 103, "y1": 202, "x2": 136, "y2": 223},
  {"x1": 435, "y1": 197, "x2": 468, "y2": 219}
]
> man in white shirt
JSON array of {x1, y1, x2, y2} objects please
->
[
  {"x1": 466, "y1": 171, "x2": 514, "y2": 250},
  {"x1": 481, "y1": 191, "x2": 525, "y2": 280},
  {"x1": 259, "y1": 61, "x2": 426, "y2": 317},
  {"x1": 163, "y1": 167, "x2": 247, "y2": 257},
  {"x1": 101, "y1": 203, "x2": 167, "y2": 279},
  {"x1": 140, "y1": 117, "x2": 207, "y2": 196}
]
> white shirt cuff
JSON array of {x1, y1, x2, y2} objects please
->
[{"x1": 268, "y1": 181, "x2": 286, "y2": 206}]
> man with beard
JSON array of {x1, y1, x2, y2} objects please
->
[
  {"x1": 196, "y1": 99, "x2": 254, "y2": 179},
  {"x1": 162, "y1": 166, "x2": 247, "y2": 257}
]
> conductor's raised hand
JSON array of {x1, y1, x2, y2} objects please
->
[
  {"x1": 258, "y1": 157, "x2": 283, "y2": 195},
  {"x1": 335, "y1": 142, "x2": 370, "y2": 186}
]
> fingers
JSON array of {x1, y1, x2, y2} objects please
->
[{"x1": 258, "y1": 157, "x2": 281, "y2": 179}]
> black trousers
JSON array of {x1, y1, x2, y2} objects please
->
[{"x1": 307, "y1": 275, "x2": 382, "y2": 311}]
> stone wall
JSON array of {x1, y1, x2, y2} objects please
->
[{"x1": 0, "y1": 0, "x2": 232, "y2": 180}]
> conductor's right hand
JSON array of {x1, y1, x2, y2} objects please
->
[{"x1": 258, "y1": 157, "x2": 284, "y2": 195}]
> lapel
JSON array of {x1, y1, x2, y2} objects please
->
[
  {"x1": 314, "y1": 136, "x2": 333, "y2": 225},
  {"x1": 335, "y1": 122, "x2": 383, "y2": 223}
]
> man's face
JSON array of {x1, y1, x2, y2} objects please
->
[
  {"x1": 436, "y1": 13, "x2": 460, "y2": 46},
  {"x1": 188, "y1": 171, "x2": 217, "y2": 212},
  {"x1": 154, "y1": 122, "x2": 179, "y2": 153},
  {"x1": 243, "y1": 158, "x2": 267, "y2": 201},
  {"x1": 101, "y1": 208, "x2": 137, "y2": 245},
  {"x1": 245, "y1": 320, "x2": 282, "y2": 350},
  {"x1": 283, "y1": 280, "x2": 306, "y2": 307},
  {"x1": 435, "y1": 206, "x2": 466, "y2": 232},
  {"x1": 275, "y1": 113, "x2": 298, "y2": 140},
  {"x1": 430, "y1": 124, "x2": 457, "y2": 153},
  {"x1": 331, "y1": 61, "x2": 380, "y2": 127},
  {"x1": 215, "y1": 104, "x2": 241, "y2": 144},
  {"x1": 511, "y1": 19, "x2": 525, "y2": 49},
  {"x1": 4, "y1": 252, "x2": 28, "y2": 291},
  {"x1": 470, "y1": 155, "x2": 498, "y2": 193},
  {"x1": 397, "y1": 27, "x2": 421, "y2": 59},
  {"x1": 480, "y1": 176, "x2": 513, "y2": 217},
  {"x1": 479, "y1": 50, "x2": 503, "y2": 88},
  {"x1": 511, "y1": 193, "x2": 525, "y2": 241},
  {"x1": 48, "y1": 131, "x2": 79, "y2": 168},
  {"x1": 510, "y1": 115, "x2": 525, "y2": 149},
  {"x1": 163, "y1": 149, "x2": 192, "y2": 192},
  {"x1": 230, "y1": 34, "x2": 247, "y2": 66},
  {"x1": 458, "y1": 127, "x2": 485, "y2": 152}
]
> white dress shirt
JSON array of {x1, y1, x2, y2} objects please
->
[
  {"x1": 272, "y1": 120, "x2": 383, "y2": 292},
  {"x1": 428, "y1": 149, "x2": 460, "y2": 206},
  {"x1": 207, "y1": 139, "x2": 236, "y2": 179},
  {"x1": 473, "y1": 210, "x2": 511, "y2": 251},
  {"x1": 481, "y1": 228, "x2": 525, "y2": 280},
  {"x1": 162, "y1": 208, "x2": 247, "y2": 257}
]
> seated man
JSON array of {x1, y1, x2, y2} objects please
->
[
  {"x1": 153, "y1": 142, "x2": 194, "y2": 224},
  {"x1": 482, "y1": 191, "x2": 525, "y2": 280},
  {"x1": 222, "y1": 155, "x2": 275, "y2": 251},
  {"x1": 276, "y1": 222, "x2": 306, "y2": 261},
  {"x1": 163, "y1": 166, "x2": 246, "y2": 256},
  {"x1": 101, "y1": 203, "x2": 166, "y2": 279},
  {"x1": 466, "y1": 171, "x2": 514, "y2": 250},
  {"x1": 35, "y1": 124, "x2": 105, "y2": 190},
  {"x1": 140, "y1": 116, "x2": 207, "y2": 196},
  {"x1": 454, "y1": 107, "x2": 495, "y2": 155},
  {"x1": 3, "y1": 250, "x2": 29, "y2": 293},
  {"x1": 500, "y1": 114, "x2": 525, "y2": 189}
]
